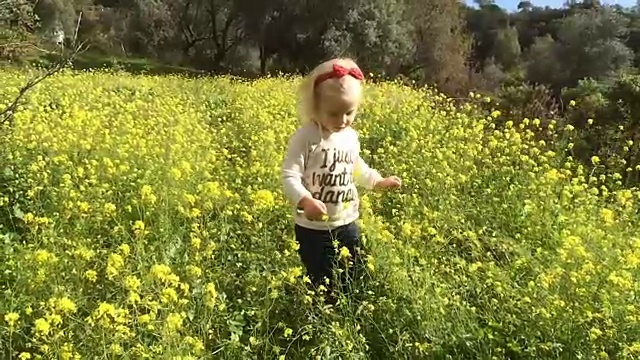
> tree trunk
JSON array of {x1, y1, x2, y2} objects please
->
[{"x1": 260, "y1": 44, "x2": 267, "y2": 75}]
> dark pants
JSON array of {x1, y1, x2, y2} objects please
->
[{"x1": 294, "y1": 221, "x2": 367, "y2": 299}]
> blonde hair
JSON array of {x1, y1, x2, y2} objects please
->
[{"x1": 296, "y1": 57, "x2": 364, "y2": 126}]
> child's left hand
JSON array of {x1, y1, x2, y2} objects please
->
[{"x1": 375, "y1": 176, "x2": 402, "y2": 190}]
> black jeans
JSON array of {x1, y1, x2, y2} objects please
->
[{"x1": 294, "y1": 221, "x2": 366, "y2": 297}]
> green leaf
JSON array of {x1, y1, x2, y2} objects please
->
[{"x1": 12, "y1": 204, "x2": 24, "y2": 220}]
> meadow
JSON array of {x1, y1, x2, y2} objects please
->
[{"x1": 0, "y1": 68, "x2": 639, "y2": 359}]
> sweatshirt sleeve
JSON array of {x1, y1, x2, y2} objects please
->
[
  {"x1": 281, "y1": 128, "x2": 312, "y2": 208},
  {"x1": 353, "y1": 136, "x2": 383, "y2": 190},
  {"x1": 354, "y1": 155, "x2": 383, "y2": 190}
]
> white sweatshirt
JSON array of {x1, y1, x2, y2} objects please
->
[{"x1": 281, "y1": 122, "x2": 383, "y2": 230}]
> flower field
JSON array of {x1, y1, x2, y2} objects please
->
[{"x1": 0, "y1": 68, "x2": 639, "y2": 359}]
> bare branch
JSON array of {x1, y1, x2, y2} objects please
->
[{"x1": 0, "y1": 42, "x2": 60, "y2": 55}]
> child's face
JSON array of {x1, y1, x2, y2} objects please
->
[{"x1": 315, "y1": 91, "x2": 359, "y2": 133}]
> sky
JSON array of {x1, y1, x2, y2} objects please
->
[{"x1": 465, "y1": 0, "x2": 636, "y2": 12}]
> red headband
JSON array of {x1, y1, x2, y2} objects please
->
[{"x1": 314, "y1": 63, "x2": 364, "y2": 88}]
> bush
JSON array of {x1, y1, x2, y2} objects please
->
[{"x1": 562, "y1": 74, "x2": 640, "y2": 186}]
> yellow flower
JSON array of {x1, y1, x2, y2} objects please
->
[
  {"x1": 165, "y1": 312, "x2": 183, "y2": 332},
  {"x1": 170, "y1": 167, "x2": 183, "y2": 180},
  {"x1": 3, "y1": 64, "x2": 640, "y2": 359},
  {"x1": 110, "y1": 343, "x2": 123, "y2": 355},
  {"x1": 103, "y1": 202, "x2": 117, "y2": 215},
  {"x1": 366, "y1": 255, "x2": 375, "y2": 272},
  {"x1": 106, "y1": 253, "x2": 124, "y2": 279},
  {"x1": 190, "y1": 235, "x2": 202, "y2": 249},
  {"x1": 34, "y1": 318, "x2": 51, "y2": 336},
  {"x1": 34, "y1": 249, "x2": 54, "y2": 264},
  {"x1": 4, "y1": 312, "x2": 19, "y2": 327},
  {"x1": 118, "y1": 244, "x2": 131, "y2": 256},
  {"x1": 339, "y1": 246, "x2": 351, "y2": 261},
  {"x1": 55, "y1": 297, "x2": 77, "y2": 314},
  {"x1": 138, "y1": 314, "x2": 151, "y2": 324},
  {"x1": 132, "y1": 220, "x2": 147, "y2": 236},
  {"x1": 250, "y1": 189, "x2": 276, "y2": 210},
  {"x1": 589, "y1": 327, "x2": 603, "y2": 341},
  {"x1": 600, "y1": 208, "x2": 615, "y2": 225},
  {"x1": 184, "y1": 336, "x2": 205, "y2": 353},
  {"x1": 150, "y1": 264, "x2": 180, "y2": 285},
  {"x1": 186, "y1": 265, "x2": 202, "y2": 278},
  {"x1": 140, "y1": 184, "x2": 157, "y2": 204},
  {"x1": 125, "y1": 275, "x2": 141, "y2": 291},
  {"x1": 160, "y1": 288, "x2": 178, "y2": 303},
  {"x1": 205, "y1": 283, "x2": 218, "y2": 308},
  {"x1": 84, "y1": 270, "x2": 98, "y2": 282}
]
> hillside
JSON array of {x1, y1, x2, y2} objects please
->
[{"x1": 0, "y1": 69, "x2": 639, "y2": 359}]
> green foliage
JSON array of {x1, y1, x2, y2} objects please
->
[
  {"x1": 523, "y1": 7, "x2": 634, "y2": 91},
  {"x1": 0, "y1": 0, "x2": 38, "y2": 30},
  {"x1": 562, "y1": 78, "x2": 610, "y2": 127},
  {"x1": 560, "y1": 74, "x2": 640, "y2": 185},
  {"x1": 624, "y1": 14, "x2": 640, "y2": 66},
  {"x1": 464, "y1": 1, "x2": 509, "y2": 67},
  {"x1": 409, "y1": 0, "x2": 472, "y2": 94},
  {"x1": 608, "y1": 73, "x2": 640, "y2": 125},
  {"x1": 470, "y1": 57, "x2": 507, "y2": 92},
  {"x1": 556, "y1": 8, "x2": 633, "y2": 86},
  {"x1": 33, "y1": 0, "x2": 76, "y2": 36},
  {"x1": 320, "y1": 0, "x2": 414, "y2": 75},
  {"x1": 0, "y1": 0, "x2": 477, "y2": 95},
  {"x1": 0, "y1": 0, "x2": 40, "y2": 60},
  {"x1": 524, "y1": 35, "x2": 562, "y2": 87},
  {"x1": 492, "y1": 25, "x2": 520, "y2": 70},
  {"x1": 482, "y1": 82, "x2": 559, "y2": 125}
]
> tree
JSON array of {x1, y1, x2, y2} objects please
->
[
  {"x1": 525, "y1": 34, "x2": 564, "y2": 87},
  {"x1": 320, "y1": 0, "x2": 415, "y2": 76},
  {"x1": 465, "y1": 1, "x2": 509, "y2": 69},
  {"x1": 474, "y1": 0, "x2": 495, "y2": 6},
  {"x1": 492, "y1": 25, "x2": 521, "y2": 70},
  {"x1": 409, "y1": 0, "x2": 472, "y2": 94},
  {"x1": 0, "y1": 0, "x2": 39, "y2": 59},
  {"x1": 34, "y1": 0, "x2": 75, "y2": 39},
  {"x1": 555, "y1": 7, "x2": 633, "y2": 87},
  {"x1": 237, "y1": 0, "x2": 307, "y2": 75},
  {"x1": 512, "y1": 5, "x2": 566, "y2": 50},
  {"x1": 624, "y1": 11, "x2": 640, "y2": 67},
  {"x1": 124, "y1": 0, "x2": 243, "y2": 69},
  {"x1": 517, "y1": 1, "x2": 533, "y2": 12}
]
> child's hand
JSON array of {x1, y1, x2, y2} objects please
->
[
  {"x1": 375, "y1": 176, "x2": 402, "y2": 190},
  {"x1": 299, "y1": 196, "x2": 328, "y2": 220}
]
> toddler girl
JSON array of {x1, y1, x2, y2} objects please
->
[{"x1": 280, "y1": 58, "x2": 401, "y2": 301}]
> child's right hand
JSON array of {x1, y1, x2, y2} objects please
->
[{"x1": 298, "y1": 196, "x2": 327, "y2": 221}]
